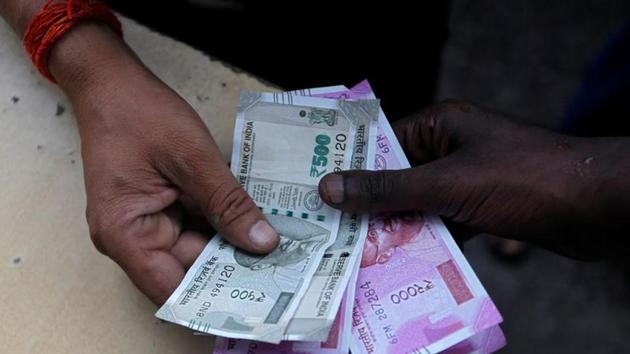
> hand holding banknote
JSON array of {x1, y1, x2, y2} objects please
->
[
  {"x1": 0, "y1": 5, "x2": 280, "y2": 306},
  {"x1": 58, "y1": 26, "x2": 279, "y2": 306},
  {"x1": 319, "y1": 100, "x2": 625, "y2": 260}
]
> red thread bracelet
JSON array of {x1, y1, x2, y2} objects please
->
[{"x1": 23, "y1": 0, "x2": 123, "y2": 83}]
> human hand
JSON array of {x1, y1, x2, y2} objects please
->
[
  {"x1": 50, "y1": 23, "x2": 279, "y2": 304},
  {"x1": 319, "y1": 100, "x2": 630, "y2": 260}
]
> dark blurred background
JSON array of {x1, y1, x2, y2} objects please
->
[
  {"x1": 106, "y1": 0, "x2": 450, "y2": 119},
  {"x1": 107, "y1": 1, "x2": 630, "y2": 353}
]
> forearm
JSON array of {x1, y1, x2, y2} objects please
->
[
  {"x1": 47, "y1": 21, "x2": 149, "y2": 102},
  {"x1": 0, "y1": 0, "x2": 45, "y2": 35}
]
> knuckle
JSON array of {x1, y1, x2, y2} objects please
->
[
  {"x1": 85, "y1": 199, "x2": 135, "y2": 257},
  {"x1": 419, "y1": 100, "x2": 480, "y2": 154},
  {"x1": 206, "y1": 184, "x2": 256, "y2": 227},
  {"x1": 85, "y1": 205, "x2": 111, "y2": 255},
  {"x1": 436, "y1": 99, "x2": 474, "y2": 113},
  {"x1": 136, "y1": 256, "x2": 163, "y2": 283},
  {"x1": 431, "y1": 99, "x2": 475, "y2": 126},
  {"x1": 358, "y1": 172, "x2": 395, "y2": 202},
  {"x1": 126, "y1": 252, "x2": 172, "y2": 305}
]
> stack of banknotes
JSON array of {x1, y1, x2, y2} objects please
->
[{"x1": 156, "y1": 80, "x2": 506, "y2": 354}]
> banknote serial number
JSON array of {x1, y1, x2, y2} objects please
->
[
  {"x1": 310, "y1": 133, "x2": 347, "y2": 178},
  {"x1": 390, "y1": 280, "x2": 435, "y2": 305},
  {"x1": 209, "y1": 265, "x2": 235, "y2": 298},
  {"x1": 230, "y1": 289, "x2": 266, "y2": 303},
  {"x1": 360, "y1": 280, "x2": 398, "y2": 345}
]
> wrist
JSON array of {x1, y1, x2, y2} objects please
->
[
  {"x1": 48, "y1": 21, "x2": 147, "y2": 96},
  {"x1": 560, "y1": 136, "x2": 630, "y2": 258},
  {"x1": 588, "y1": 138, "x2": 630, "y2": 220}
]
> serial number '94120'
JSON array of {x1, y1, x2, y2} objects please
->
[{"x1": 310, "y1": 133, "x2": 347, "y2": 178}]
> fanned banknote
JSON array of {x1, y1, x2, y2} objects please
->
[
  {"x1": 211, "y1": 82, "x2": 504, "y2": 353},
  {"x1": 156, "y1": 92, "x2": 378, "y2": 343},
  {"x1": 342, "y1": 81, "x2": 504, "y2": 354},
  {"x1": 211, "y1": 85, "x2": 376, "y2": 348}
]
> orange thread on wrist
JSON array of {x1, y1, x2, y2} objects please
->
[{"x1": 23, "y1": 0, "x2": 123, "y2": 83}]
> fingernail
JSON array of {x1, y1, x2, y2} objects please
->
[
  {"x1": 249, "y1": 220, "x2": 278, "y2": 249},
  {"x1": 323, "y1": 174, "x2": 344, "y2": 204}
]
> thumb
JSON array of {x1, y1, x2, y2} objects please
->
[
  {"x1": 318, "y1": 159, "x2": 462, "y2": 216},
  {"x1": 161, "y1": 141, "x2": 279, "y2": 254}
]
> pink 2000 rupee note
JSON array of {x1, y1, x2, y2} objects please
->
[{"x1": 340, "y1": 81, "x2": 504, "y2": 354}]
